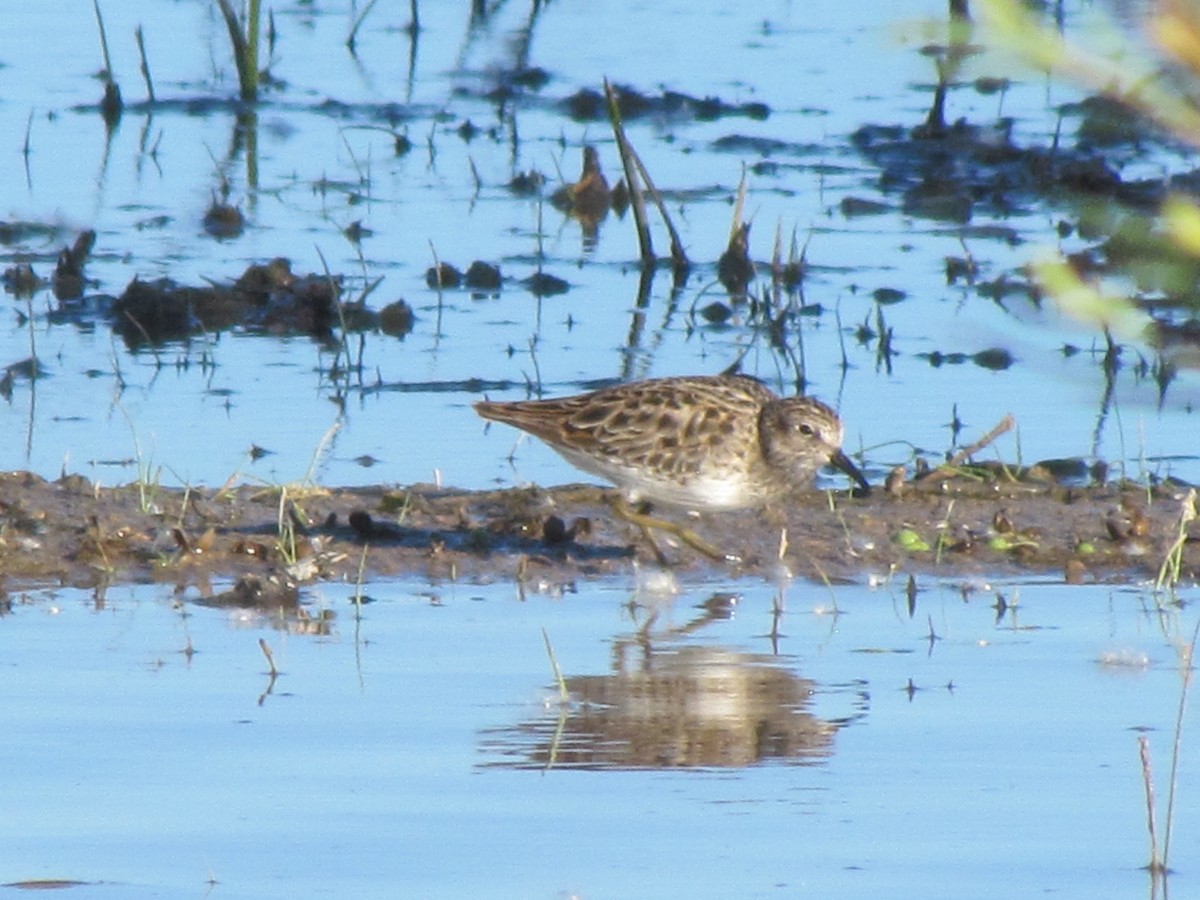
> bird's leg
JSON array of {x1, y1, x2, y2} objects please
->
[
  {"x1": 611, "y1": 497, "x2": 741, "y2": 565},
  {"x1": 621, "y1": 501, "x2": 671, "y2": 567}
]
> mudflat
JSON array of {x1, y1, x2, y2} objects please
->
[{"x1": 1, "y1": 467, "x2": 1195, "y2": 599}]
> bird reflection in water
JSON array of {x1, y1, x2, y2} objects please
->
[{"x1": 478, "y1": 592, "x2": 868, "y2": 770}]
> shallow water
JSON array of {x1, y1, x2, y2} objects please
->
[
  {"x1": 1, "y1": 575, "x2": 1195, "y2": 898},
  {"x1": 0, "y1": 0, "x2": 1196, "y2": 490},
  {"x1": 3, "y1": 3, "x2": 1200, "y2": 895}
]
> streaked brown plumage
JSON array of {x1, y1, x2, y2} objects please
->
[{"x1": 474, "y1": 374, "x2": 868, "y2": 511}]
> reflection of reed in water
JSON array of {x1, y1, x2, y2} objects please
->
[{"x1": 480, "y1": 645, "x2": 850, "y2": 770}]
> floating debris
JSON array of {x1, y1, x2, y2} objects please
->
[
  {"x1": 464, "y1": 261, "x2": 502, "y2": 291},
  {"x1": 565, "y1": 84, "x2": 769, "y2": 123},
  {"x1": 717, "y1": 223, "x2": 754, "y2": 296},
  {"x1": 202, "y1": 199, "x2": 245, "y2": 239},
  {"x1": 2, "y1": 263, "x2": 42, "y2": 297},
  {"x1": 379, "y1": 299, "x2": 415, "y2": 338},
  {"x1": 508, "y1": 170, "x2": 546, "y2": 196},
  {"x1": 426, "y1": 263, "x2": 462, "y2": 289},
  {"x1": 523, "y1": 272, "x2": 569, "y2": 297},
  {"x1": 53, "y1": 229, "x2": 95, "y2": 300},
  {"x1": 550, "y1": 145, "x2": 611, "y2": 236},
  {"x1": 111, "y1": 258, "x2": 347, "y2": 346}
]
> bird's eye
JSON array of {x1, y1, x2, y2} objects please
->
[{"x1": 798, "y1": 424, "x2": 815, "y2": 436}]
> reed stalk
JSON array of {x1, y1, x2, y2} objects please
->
[
  {"x1": 135, "y1": 25, "x2": 155, "y2": 102},
  {"x1": 214, "y1": 0, "x2": 260, "y2": 101},
  {"x1": 604, "y1": 79, "x2": 654, "y2": 265}
]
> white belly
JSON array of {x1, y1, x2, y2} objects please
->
[{"x1": 554, "y1": 446, "x2": 758, "y2": 511}]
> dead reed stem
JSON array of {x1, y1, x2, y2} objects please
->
[
  {"x1": 1140, "y1": 735, "x2": 1162, "y2": 872},
  {"x1": 603, "y1": 80, "x2": 690, "y2": 277},
  {"x1": 729, "y1": 170, "x2": 747, "y2": 242},
  {"x1": 348, "y1": 0, "x2": 381, "y2": 51},
  {"x1": 135, "y1": 25, "x2": 155, "y2": 102},
  {"x1": 1161, "y1": 619, "x2": 1200, "y2": 871},
  {"x1": 604, "y1": 79, "x2": 654, "y2": 265},
  {"x1": 258, "y1": 637, "x2": 278, "y2": 676},
  {"x1": 92, "y1": 0, "x2": 123, "y2": 124},
  {"x1": 914, "y1": 414, "x2": 1015, "y2": 483},
  {"x1": 541, "y1": 628, "x2": 569, "y2": 703},
  {"x1": 626, "y1": 140, "x2": 689, "y2": 275},
  {"x1": 92, "y1": 0, "x2": 115, "y2": 83}
]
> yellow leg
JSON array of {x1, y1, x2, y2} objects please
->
[{"x1": 612, "y1": 497, "x2": 742, "y2": 565}]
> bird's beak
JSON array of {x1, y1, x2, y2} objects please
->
[{"x1": 829, "y1": 449, "x2": 871, "y2": 497}]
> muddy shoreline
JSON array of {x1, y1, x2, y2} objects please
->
[{"x1": 1, "y1": 468, "x2": 1196, "y2": 603}]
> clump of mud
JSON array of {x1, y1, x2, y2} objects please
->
[{"x1": 0, "y1": 467, "x2": 1195, "y2": 608}]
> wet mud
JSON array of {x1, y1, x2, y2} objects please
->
[{"x1": 1, "y1": 468, "x2": 1195, "y2": 604}]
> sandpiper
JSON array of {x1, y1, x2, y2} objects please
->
[{"x1": 475, "y1": 374, "x2": 869, "y2": 562}]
